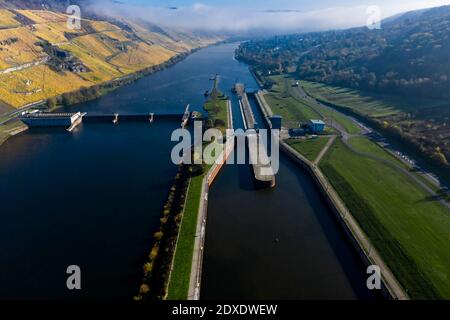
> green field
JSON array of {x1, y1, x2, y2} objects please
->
[
  {"x1": 204, "y1": 95, "x2": 228, "y2": 133},
  {"x1": 301, "y1": 81, "x2": 447, "y2": 118},
  {"x1": 168, "y1": 95, "x2": 228, "y2": 299},
  {"x1": 166, "y1": 166, "x2": 207, "y2": 300},
  {"x1": 286, "y1": 137, "x2": 330, "y2": 162},
  {"x1": 266, "y1": 75, "x2": 360, "y2": 134},
  {"x1": 320, "y1": 138, "x2": 450, "y2": 299},
  {"x1": 348, "y1": 136, "x2": 443, "y2": 193},
  {"x1": 348, "y1": 136, "x2": 408, "y2": 168},
  {"x1": 266, "y1": 75, "x2": 322, "y2": 128}
]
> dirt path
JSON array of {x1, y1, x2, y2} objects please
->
[{"x1": 314, "y1": 135, "x2": 337, "y2": 165}]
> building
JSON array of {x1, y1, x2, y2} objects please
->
[
  {"x1": 308, "y1": 119, "x2": 325, "y2": 133},
  {"x1": 270, "y1": 115, "x2": 282, "y2": 130},
  {"x1": 20, "y1": 112, "x2": 83, "y2": 127}
]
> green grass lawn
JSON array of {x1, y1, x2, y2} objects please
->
[
  {"x1": 348, "y1": 136, "x2": 408, "y2": 168},
  {"x1": 349, "y1": 136, "x2": 442, "y2": 193},
  {"x1": 264, "y1": 94, "x2": 319, "y2": 128},
  {"x1": 286, "y1": 136, "x2": 330, "y2": 162},
  {"x1": 266, "y1": 75, "x2": 361, "y2": 134},
  {"x1": 266, "y1": 75, "x2": 322, "y2": 128},
  {"x1": 166, "y1": 166, "x2": 208, "y2": 300},
  {"x1": 320, "y1": 139, "x2": 450, "y2": 299},
  {"x1": 301, "y1": 81, "x2": 447, "y2": 118},
  {"x1": 167, "y1": 94, "x2": 228, "y2": 299},
  {"x1": 204, "y1": 95, "x2": 228, "y2": 133}
]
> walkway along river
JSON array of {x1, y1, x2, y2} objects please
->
[{"x1": 0, "y1": 43, "x2": 380, "y2": 299}]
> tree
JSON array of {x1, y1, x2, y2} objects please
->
[
  {"x1": 46, "y1": 97, "x2": 57, "y2": 109},
  {"x1": 139, "y1": 284, "x2": 150, "y2": 295}
]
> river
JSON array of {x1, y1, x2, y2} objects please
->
[{"x1": 0, "y1": 43, "x2": 379, "y2": 299}]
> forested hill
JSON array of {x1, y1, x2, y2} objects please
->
[{"x1": 236, "y1": 5, "x2": 450, "y2": 99}]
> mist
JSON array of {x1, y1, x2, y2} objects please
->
[{"x1": 85, "y1": 0, "x2": 450, "y2": 34}]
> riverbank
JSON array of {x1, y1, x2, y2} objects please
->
[
  {"x1": 255, "y1": 91, "x2": 408, "y2": 300},
  {"x1": 0, "y1": 120, "x2": 28, "y2": 145},
  {"x1": 160, "y1": 93, "x2": 232, "y2": 300},
  {"x1": 0, "y1": 46, "x2": 206, "y2": 149},
  {"x1": 166, "y1": 97, "x2": 232, "y2": 300},
  {"x1": 0, "y1": 42, "x2": 383, "y2": 300},
  {"x1": 258, "y1": 74, "x2": 450, "y2": 298}
]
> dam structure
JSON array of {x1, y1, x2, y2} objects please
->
[
  {"x1": 20, "y1": 111, "x2": 190, "y2": 131},
  {"x1": 20, "y1": 111, "x2": 85, "y2": 132}
]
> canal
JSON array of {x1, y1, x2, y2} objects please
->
[
  {"x1": 201, "y1": 91, "x2": 378, "y2": 300},
  {"x1": 0, "y1": 43, "x2": 378, "y2": 299}
]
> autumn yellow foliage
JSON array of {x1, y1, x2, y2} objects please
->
[{"x1": 0, "y1": 9, "x2": 223, "y2": 110}]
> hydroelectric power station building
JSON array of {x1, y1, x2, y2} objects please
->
[
  {"x1": 308, "y1": 119, "x2": 325, "y2": 133},
  {"x1": 20, "y1": 112, "x2": 83, "y2": 127}
]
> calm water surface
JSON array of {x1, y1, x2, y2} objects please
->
[{"x1": 0, "y1": 43, "x2": 379, "y2": 299}]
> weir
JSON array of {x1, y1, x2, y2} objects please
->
[{"x1": 21, "y1": 111, "x2": 187, "y2": 128}]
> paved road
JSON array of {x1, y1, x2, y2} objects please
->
[
  {"x1": 290, "y1": 80, "x2": 450, "y2": 210},
  {"x1": 342, "y1": 135, "x2": 450, "y2": 211},
  {"x1": 0, "y1": 100, "x2": 46, "y2": 125}
]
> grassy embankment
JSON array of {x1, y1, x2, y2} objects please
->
[
  {"x1": 264, "y1": 73, "x2": 450, "y2": 298},
  {"x1": 286, "y1": 137, "x2": 330, "y2": 162},
  {"x1": 266, "y1": 75, "x2": 360, "y2": 134},
  {"x1": 321, "y1": 138, "x2": 450, "y2": 299},
  {"x1": 301, "y1": 80, "x2": 446, "y2": 118},
  {"x1": 166, "y1": 164, "x2": 209, "y2": 300},
  {"x1": 167, "y1": 94, "x2": 228, "y2": 300},
  {"x1": 203, "y1": 93, "x2": 228, "y2": 133},
  {"x1": 0, "y1": 120, "x2": 25, "y2": 144}
]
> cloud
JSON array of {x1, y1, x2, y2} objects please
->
[{"x1": 86, "y1": 0, "x2": 450, "y2": 34}]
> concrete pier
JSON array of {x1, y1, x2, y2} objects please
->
[
  {"x1": 187, "y1": 99, "x2": 234, "y2": 300},
  {"x1": 181, "y1": 105, "x2": 190, "y2": 128},
  {"x1": 66, "y1": 112, "x2": 86, "y2": 132},
  {"x1": 235, "y1": 83, "x2": 256, "y2": 129},
  {"x1": 235, "y1": 83, "x2": 275, "y2": 188}
]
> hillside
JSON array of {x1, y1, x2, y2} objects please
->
[
  {"x1": 237, "y1": 5, "x2": 450, "y2": 100},
  {"x1": 0, "y1": 4, "x2": 223, "y2": 110},
  {"x1": 236, "y1": 5, "x2": 450, "y2": 173}
]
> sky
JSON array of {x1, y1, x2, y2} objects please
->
[{"x1": 87, "y1": 0, "x2": 450, "y2": 33}]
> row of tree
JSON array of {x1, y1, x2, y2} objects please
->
[{"x1": 135, "y1": 164, "x2": 191, "y2": 300}]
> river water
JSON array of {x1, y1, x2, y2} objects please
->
[{"x1": 0, "y1": 43, "x2": 378, "y2": 299}]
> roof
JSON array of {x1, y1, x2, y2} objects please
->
[
  {"x1": 309, "y1": 119, "x2": 325, "y2": 125},
  {"x1": 270, "y1": 115, "x2": 282, "y2": 119}
]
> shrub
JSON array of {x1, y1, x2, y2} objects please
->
[
  {"x1": 143, "y1": 262, "x2": 153, "y2": 275},
  {"x1": 214, "y1": 119, "x2": 226, "y2": 128},
  {"x1": 154, "y1": 231, "x2": 164, "y2": 241},
  {"x1": 139, "y1": 284, "x2": 150, "y2": 295},
  {"x1": 46, "y1": 97, "x2": 57, "y2": 109},
  {"x1": 149, "y1": 246, "x2": 159, "y2": 261}
]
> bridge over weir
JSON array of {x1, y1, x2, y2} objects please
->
[
  {"x1": 21, "y1": 110, "x2": 196, "y2": 131},
  {"x1": 83, "y1": 112, "x2": 186, "y2": 123}
]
